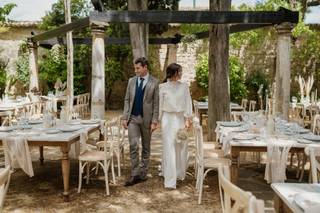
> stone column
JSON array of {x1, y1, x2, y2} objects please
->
[
  {"x1": 275, "y1": 23, "x2": 293, "y2": 120},
  {"x1": 91, "y1": 25, "x2": 105, "y2": 119},
  {"x1": 27, "y1": 40, "x2": 39, "y2": 92}
]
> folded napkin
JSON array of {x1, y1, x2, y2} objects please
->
[
  {"x1": 3, "y1": 136, "x2": 34, "y2": 177},
  {"x1": 264, "y1": 139, "x2": 294, "y2": 183}
]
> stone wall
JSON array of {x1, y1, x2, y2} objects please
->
[{"x1": 0, "y1": 23, "x2": 40, "y2": 76}]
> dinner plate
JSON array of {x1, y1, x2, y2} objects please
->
[
  {"x1": 296, "y1": 138, "x2": 313, "y2": 144},
  {"x1": 303, "y1": 134, "x2": 320, "y2": 142},
  {"x1": 81, "y1": 119, "x2": 100, "y2": 125},
  {"x1": 59, "y1": 126, "x2": 82, "y2": 132},
  {"x1": 46, "y1": 129, "x2": 60, "y2": 134},
  {"x1": 233, "y1": 134, "x2": 256, "y2": 140},
  {"x1": 232, "y1": 126, "x2": 249, "y2": 133},
  {"x1": 220, "y1": 122, "x2": 242, "y2": 127},
  {"x1": 67, "y1": 121, "x2": 82, "y2": 125},
  {"x1": 0, "y1": 126, "x2": 17, "y2": 132},
  {"x1": 29, "y1": 120, "x2": 43, "y2": 125},
  {"x1": 294, "y1": 192, "x2": 320, "y2": 211}
]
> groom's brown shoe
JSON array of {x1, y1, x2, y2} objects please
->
[{"x1": 124, "y1": 176, "x2": 140, "y2": 187}]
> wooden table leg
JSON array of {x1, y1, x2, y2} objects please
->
[
  {"x1": 231, "y1": 147, "x2": 240, "y2": 184},
  {"x1": 61, "y1": 145, "x2": 70, "y2": 202},
  {"x1": 39, "y1": 146, "x2": 44, "y2": 165}
]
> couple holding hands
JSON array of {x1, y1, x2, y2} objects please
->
[{"x1": 121, "y1": 57, "x2": 192, "y2": 189}]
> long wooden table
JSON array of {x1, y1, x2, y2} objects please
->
[
  {"x1": 230, "y1": 143, "x2": 305, "y2": 184},
  {"x1": 0, "y1": 123, "x2": 102, "y2": 201},
  {"x1": 271, "y1": 183, "x2": 320, "y2": 213}
]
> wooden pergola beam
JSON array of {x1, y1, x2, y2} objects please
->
[
  {"x1": 89, "y1": 8, "x2": 298, "y2": 25},
  {"x1": 31, "y1": 17, "x2": 90, "y2": 42},
  {"x1": 38, "y1": 23, "x2": 273, "y2": 47},
  {"x1": 307, "y1": 0, "x2": 320, "y2": 7}
]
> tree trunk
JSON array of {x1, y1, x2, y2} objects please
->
[
  {"x1": 128, "y1": 0, "x2": 148, "y2": 60},
  {"x1": 207, "y1": 0, "x2": 231, "y2": 141},
  {"x1": 64, "y1": 0, "x2": 74, "y2": 119}
]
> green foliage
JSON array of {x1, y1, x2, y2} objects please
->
[
  {"x1": 0, "y1": 3, "x2": 16, "y2": 22},
  {"x1": 39, "y1": 45, "x2": 67, "y2": 91},
  {"x1": 105, "y1": 59, "x2": 123, "y2": 90},
  {"x1": 195, "y1": 54, "x2": 247, "y2": 102},
  {"x1": 245, "y1": 70, "x2": 269, "y2": 103},
  {"x1": 229, "y1": 56, "x2": 248, "y2": 102},
  {"x1": 40, "y1": 0, "x2": 90, "y2": 30},
  {"x1": 0, "y1": 49, "x2": 8, "y2": 95},
  {"x1": 16, "y1": 52, "x2": 29, "y2": 88},
  {"x1": 195, "y1": 54, "x2": 208, "y2": 90}
]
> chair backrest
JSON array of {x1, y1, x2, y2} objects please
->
[
  {"x1": 0, "y1": 166, "x2": 11, "y2": 211},
  {"x1": 241, "y1": 99, "x2": 248, "y2": 111},
  {"x1": 312, "y1": 114, "x2": 320, "y2": 135},
  {"x1": 249, "y1": 101, "x2": 256, "y2": 112},
  {"x1": 218, "y1": 166, "x2": 264, "y2": 213},
  {"x1": 305, "y1": 145, "x2": 320, "y2": 183},
  {"x1": 103, "y1": 118, "x2": 119, "y2": 157}
]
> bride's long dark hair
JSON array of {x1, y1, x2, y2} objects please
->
[{"x1": 163, "y1": 63, "x2": 182, "y2": 83}]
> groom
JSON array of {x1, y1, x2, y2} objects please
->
[{"x1": 122, "y1": 57, "x2": 159, "y2": 186}]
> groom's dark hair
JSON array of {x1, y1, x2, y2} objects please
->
[{"x1": 134, "y1": 57, "x2": 148, "y2": 67}]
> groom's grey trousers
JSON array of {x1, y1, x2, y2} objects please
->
[{"x1": 128, "y1": 115, "x2": 151, "y2": 177}]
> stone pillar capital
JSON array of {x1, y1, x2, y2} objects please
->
[
  {"x1": 91, "y1": 24, "x2": 106, "y2": 36},
  {"x1": 275, "y1": 22, "x2": 294, "y2": 35}
]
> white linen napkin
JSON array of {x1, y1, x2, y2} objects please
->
[
  {"x1": 3, "y1": 136, "x2": 34, "y2": 177},
  {"x1": 264, "y1": 139, "x2": 294, "y2": 183}
]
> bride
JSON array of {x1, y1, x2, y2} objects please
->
[{"x1": 159, "y1": 63, "x2": 193, "y2": 189}]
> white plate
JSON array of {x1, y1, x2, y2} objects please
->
[
  {"x1": 67, "y1": 121, "x2": 82, "y2": 125},
  {"x1": 29, "y1": 120, "x2": 43, "y2": 125},
  {"x1": 232, "y1": 127, "x2": 249, "y2": 132},
  {"x1": 46, "y1": 129, "x2": 60, "y2": 134},
  {"x1": 0, "y1": 126, "x2": 17, "y2": 132},
  {"x1": 81, "y1": 120, "x2": 100, "y2": 125},
  {"x1": 59, "y1": 126, "x2": 82, "y2": 132},
  {"x1": 303, "y1": 134, "x2": 320, "y2": 142},
  {"x1": 220, "y1": 122, "x2": 242, "y2": 127},
  {"x1": 297, "y1": 129, "x2": 310, "y2": 134},
  {"x1": 297, "y1": 138, "x2": 313, "y2": 144},
  {"x1": 233, "y1": 134, "x2": 256, "y2": 140},
  {"x1": 294, "y1": 192, "x2": 320, "y2": 210}
]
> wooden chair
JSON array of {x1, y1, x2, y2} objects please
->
[
  {"x1": 241, "y1": 99, "x2": 248, "y2": 111},
  {"x1": 218, "y1": 165, "x2": 265, "y2": 213},
  {"x1": 0, "y1": 166, "x2": 11, "y2": 211},
  {"x1": 78, "y1": 121, "x2": 115, "y2": 195},
  {"x1": 305, "y1": 146, "x2": 320, "y2": 183},
  {"x1": 312, "y1": 114, "x2": 320, "y2": 135},
  {"x1": 194, "y1": 122, "x2": 230, "y2": 204},
  {"x1": 96, "y1": 116, "x2": 125, "y2": 178},
  {"x1": 248, "y1": 100, "x2": 256, "y2": 112}
]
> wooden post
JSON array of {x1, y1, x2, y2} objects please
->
[
  {"x1": 91, "y1": 25, "x2": 105, "y2": 119},
  {"x1": 27, "y1": 40, "x2": 39, "y2": 92},
  {"x1": 207, "y1": 0, "x2": 231, "y2": 141},
  {"x1": 128, "y1": 0, "x2": 148, "y2": 59},
  {"x1": 163, "y1": 44, "x2": 177, "y2": 72},
  {"x1": 275, "y1": 22, "x2": 293, "y2": 120},
  {"x1": 64, "y1": 0, "x2": 74, "y2": 120}
]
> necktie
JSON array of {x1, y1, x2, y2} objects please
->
[{"x1": 139, "y1": 78, "x2": 144, "y2": 90}]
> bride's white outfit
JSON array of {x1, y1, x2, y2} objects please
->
[{"x1": 159, "y1": 80, "x2": 192, "y2": 188}]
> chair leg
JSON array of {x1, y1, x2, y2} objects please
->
[
  {"x1": 95, "y1": 162, "x2": 99, "y2": 175},
  {"x1": 86, "y1": 163, "x2": 90, "y2": 184},
  {"x1": 299, "y1": 155, "x2": 307, "y2": 182},
  {"x1": 78, "y1": 161, "x2": 83, "y2": 193},
  {"x1": 117, "y1": 153, "x2": 121, "y2": 177},
  {"x1": 198, "y1": 169, "x2": 204, "y2": 205},
  {"x1": 103, "y1": 161, "x2": 110, "y2": 195},
  {"x1": 111, "y1": 158, "x2": 116, "y2": 184}
]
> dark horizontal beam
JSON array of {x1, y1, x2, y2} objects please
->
[
  {"x1": 89, "y1": 8, "x2": 299, "y2": 24},
  {"x1": 38, "y1": 23, "x2": 273, "y2": 48},
  {"x1": 307, "y1": 1, "x2": 320, "y2": 7},
  {"x1": 30, "y1": 17, "x2": 90, "y2": 42}
]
